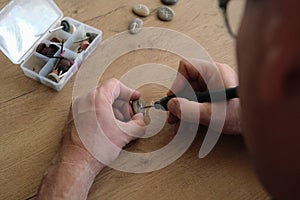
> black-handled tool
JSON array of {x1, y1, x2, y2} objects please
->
[{"x1": 149, "y1": 86, "x2": 239, "y2": 111}]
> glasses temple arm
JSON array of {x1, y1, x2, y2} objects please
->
[{"x1": 218, "y1": 0, "x2": 237, "y2": 39}]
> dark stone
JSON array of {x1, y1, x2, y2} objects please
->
[{"x1": 161, "y1": 0, "x2": 178, "y2": 5}]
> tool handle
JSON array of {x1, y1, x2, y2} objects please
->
[{"x1": 155, "y1": 86, "x2": 238, "y2": 111}]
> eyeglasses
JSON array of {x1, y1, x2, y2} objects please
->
[{"x1": 218, "y1": 0, "x2": 246, "y2": 39}]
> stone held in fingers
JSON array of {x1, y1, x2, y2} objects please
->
[
  {"x1": 132, "y1": 99, "x2": 146, "y2": 116},
  {"x1": 129, "y1": 18, "x2": 143, "y2": 34},
  {"x1": 157, "y1": 6, "x2": 175, "y2": 21},
  {"x1": 132, "y1": 4, "x2": 150, "y2": 17},
  {"x1": 161, "y1": 0, "x2": 179, "y2": 5}
]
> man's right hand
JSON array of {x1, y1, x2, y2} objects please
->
[{"x1": 167, "y1": 59, "x2": 242, "y2": 135}]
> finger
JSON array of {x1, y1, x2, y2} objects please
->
[
  {"x1": 109, "y1": 79, "x2": 140, "y2": 102},
  {"x1": 168, "y1": 60, "x2": 198, "y2": 95},
  {"x1": 167, "y1": 98, "x2": 200, "y2": 122},
  {"x1": 100, "y1": 78, "x2": 141, "y2": 104},
  {"x1": 167, "y1": 97, "x2": 210, "y2": 125},
  {"x1": 168, "y1": 59, "x2": 208, "y2": 96},
  {"x1": 188, "y1": 59, "x2": 227, "y2": 90},
  {"x1": 215, "y1": 62, "x2": 239, "y2": 87},
  {"x1": 167, "y1": 113, "x2": 179, "y2": 124},
  {"x1": 174, "y1": 122, "x2": 180, "y2": 133},
  {"x1": 95, "y1": 79, "x2": 138, "y2": 123},
  {"x1": 117, "y1": 113, "x2": 146, "y2": 138},
  {"x1": 113, "y1": 108, "x2": 125, "y2": 121},
  {"x1": 113, "y1": 99, "x2": 132, "y2": 120},
  {"x1": 131, "y1": 113, "x2": 146, "y2": 127}
]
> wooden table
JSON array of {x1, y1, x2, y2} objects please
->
[{"x1": 0, "y1": 0, "x2": 270, "y2": 199}]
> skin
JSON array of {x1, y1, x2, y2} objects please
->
[
  {"x1": 38, "y1": 79, "x2": 146, "y2": 199},
  {"x1": 237, "y1": 0, "x2": 300, "y2": 199},
  {"x1": 169, "y1": 0, "x2": 300, "y2": 199},
  {"x1": 167, "y1": 59, "x2": 241, "y2": 135},
  {"x1": 38, "y1": 0, "x2": 300, "y2": 199}
]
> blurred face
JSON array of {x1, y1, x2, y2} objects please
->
[{"x1": 237, "y1": 0, "x2": 300, "y2": 199}]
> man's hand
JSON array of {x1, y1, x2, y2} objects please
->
[
  {"x1": 38, "y1": 79, "x2": 146, "y2": 200},
  {"x1": 167, "y1": 59, "x2": 242, "y2": 135}
]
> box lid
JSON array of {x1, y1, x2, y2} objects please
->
[{"x1": 0, "y1": 0, "x2": 63, "y2": 64}]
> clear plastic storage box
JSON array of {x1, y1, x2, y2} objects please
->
[{"x1": 0, "y1": 0, "x2": 102, "y2": 91}]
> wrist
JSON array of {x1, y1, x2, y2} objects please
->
[
  {"x1": 55, "y1": 144, "x2": 105, "y2": 174},
  {"x1": 37, "y1": 145, "x2": 105, "y2": 199}
]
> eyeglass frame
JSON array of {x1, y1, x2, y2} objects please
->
[{"x1": 218, "y1": 0, "x2": 237, "y2": 39}]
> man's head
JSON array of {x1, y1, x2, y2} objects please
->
[{"x1": 237, "y1": 0, "x2": 300, "y2": 199}]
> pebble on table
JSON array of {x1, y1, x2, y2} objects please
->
[
  {"x1": 132, "y1": 4, "x2": 150, "y2": 17},
  {"x1": 129, "y1": 18, "x2": 143, "y2": 34},
  {"x1": 157, "y1": 6, "x2": 175, "y2": 21},
  {"x1": 161, "y1": 0, "x2": 179, "y2": 6}
]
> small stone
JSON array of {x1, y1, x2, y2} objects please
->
[
  {"x1": 132, "y1": 4, "x2": 150, "y2": 17},
  {"x1": 161, "y1": 0, "x2": 178, "y2": 5},
  {"x1": 129, "y1": 18, "x2": 143, "y2": 34},
  {"x1": 157, "y1": 6, "x2": 175, "y2": 21},
  {"x1": 132, "y1": 99, "x2": 146, "y2": 116}
]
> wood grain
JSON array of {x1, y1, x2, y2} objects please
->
[{"x1": 0, "y1": 0, "x2": 270, "y2": 199}]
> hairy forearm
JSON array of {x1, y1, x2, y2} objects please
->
[{"x1": 37, "y1": 145, "x2": 104, "y2": 200}]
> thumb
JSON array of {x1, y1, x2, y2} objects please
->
[
  {"x1": 131, "y1": 113, "x2": 146, "y2": 127},
  {"x1": 131, "y1": 113, "x2": 146, "y2": 136},
  {"x1": 168, "y1": 98, "x2": 209, "y2": 124},
  {"x1": 117, "y1": 113, "x2": 146, "y2": 139}
]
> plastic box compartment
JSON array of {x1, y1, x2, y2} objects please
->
[{"x1": 0, "y1": 0, "x2": 102, "y2": 91}]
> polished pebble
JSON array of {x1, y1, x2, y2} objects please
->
[
  {"x1": 157, "y1": 6, "x2": 175, "y2": 21},
  {"x1": 129, "y1": 18, "x2": 143, "y2": 34},
  {"x1": 132, "y1": 4, "x2": 150, "y2": 17},
  {"x1": 161, "y1": 0, "x2": 178, "y2": 5},
  {"x1": 132, "y1": 99, "x2": 146, "y2": 116}
]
